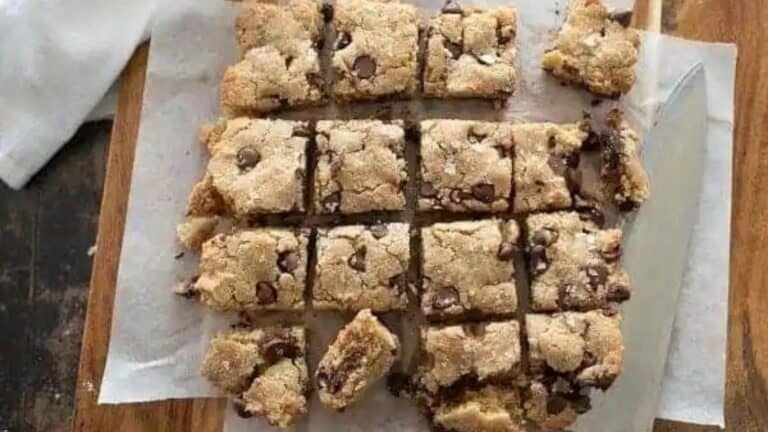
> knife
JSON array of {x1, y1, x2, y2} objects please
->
[{"x1": 573, "y1": 63, "x2": 709, "y2": 432}]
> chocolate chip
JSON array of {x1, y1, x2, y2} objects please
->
[
  {"x1": 464, "y1": 322, "x2": 487, "y2": 338},
  {"x1": 432, "y1": 286, "x2": 460, "y2": 310},
  {"x1": 580, "y1": 351, "x2": 598, "y2": 369},
  {"x1": 607, "y1": 283, "x2": 631, "y2": 301},
  {"x1": 471, "y1": 183, "x2": 495, "y2": 203},
  {"x1": 532, "y1": 228, "x2": 558, "y2": 246},
  {"x1": 546, "y1": 395, "x2": 569, "y2": 415},
  {"x1": 335, "y1": 32, "x2": 351, "y2": 50},
  {"x1": 529, "y1": 244, "x2": 549, "y2": 276},
  {"x1": 348, "y1": 246, "x2": 367, "y2": 272},
  {"x1": 389, "y1": 274, "x2": 408, "y2": 294},
  {"x1": 261, "y1": 336, "x2": 300, "y2": 363},
  {"x1": 601, "y1": 303, "x2": 620, "y2": 316},
  {"x1": 611, "y1": 11, "x2": 633, "y2": 27},
  {"x1": 573, "y1": 195, "x2": 605, "y2": 227},
  {"x1": 585, "y1": 264, "x2": 608, "y2": 289},
  {"x1": 236, "y1": 146, "x2": 260, "y2": 171},
  {"x1": 255, "y1": 281, "x2": 277, "y2": 304},
  {"x1": 353, "y1": 55, "x2": 376, "y2": 79},
  {"x1": 321, "y1": 3, "x2": 334, "y2": 22},
  {"x1": 420, "y1": 182, "x2": 438, "y2": 198},
  {"x1": 285, "y1": 56, "x2": 294, "y2": 68},
  {"x1": 174, "y1": 275, "x2": 199, "y2": 299},
  {"x1": 497, "y1": 242, "x2": 516, "y2": 261},
  {"x1": 316, "y1": 369, "x2": 345, "y2": 394},
  {"x1": 618, "y1": 199, "x2": 639, "y2": 212},
  {"x1": 441, "y1": 0, "x2": 462, "y2": 14},
  {"x1": 369, "y1": 224, "x2": 388, "y2": 239},
  {"x1": 468, "y1": 130, "x2": 487, "y2": 144},
  {"x1": 232, "y1": 397, "x2": 252, "y2": 418},
  {"x1": 601, "y1": 243, "x2": 622, "y2": 263},
  {"x1": 322, "y1": 191, "x2": 341, "y2": 212},
  {"x1": 278, "y1": 251, "x2": 300, "y2": 273},
  {"x1": 571, "y1": 394, "x2": 592, "y2": 414},
  {"x1": 445, "y1": 41, "x2": 462, "y2": 59}
]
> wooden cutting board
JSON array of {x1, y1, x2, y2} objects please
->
[{"x1": 70, "y1": 1, "x2": 768, "y2": 431}]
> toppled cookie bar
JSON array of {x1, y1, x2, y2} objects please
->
[
  {"x1": 316, "y1": 309, "x2": 400, "y2": 410},
  {"x1": 314, "y1": 223, "x2": 410, "y2": 311},
  {"x1": 524, "y1": 310, "x2": 623, "y2": 429},
  {"x1": 220, "y1": 0, "x2": 325, "y2": 114},
  {"x1": 424, "y1": 3, "x2": 517, "y2": 99},
  {"x1": 600, "y1": 110, "x2": 650, "y2": 210},
  {"x1": 314, "y1": 120, "x2": 407, "y2": 214},
  {"x1": 201, "y1": 326, "x2": 309, "y2": 428},
  {"x1": 421, "y1": 220, "x2": 518, "y2": 318},
  {"x1": 432, "y1": 385, "x2": 524, "y2": 432},
  {"x1": 330, "y1": 0, "x2": 420, "y2": 101},
  {"x1": 194, "y1": 228, "x2": 309, "y2": 311},
  {"x1": 419, "y1": 120, "x2": 514, "y2": 212},
  {"x1": 416, "y1": 320, "x2": 521, "y2": 394},
  {"x1": 512, "y1": 122, "x2": 589, "y2": 213},
  {"x1": 541, "y1": 0, "x2": 641, "y2": 97},
  {"x1": 198, "y1": 118, "x2": 308, "y2": 217},
  {"x1": 526, "y1": 211, "x2": 630, "y2": 312}
]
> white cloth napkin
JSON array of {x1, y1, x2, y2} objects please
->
[{"x1": 0, "y1": 0, "x2": 155, "y2": 189}]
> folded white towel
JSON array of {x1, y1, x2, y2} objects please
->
[{"x1": 0, "y1": 0, "x2": 155, "y2": 189}]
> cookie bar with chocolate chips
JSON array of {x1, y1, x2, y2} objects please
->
[
  {"x1": 421, "y1": 220, "x2": 518, "y2": 318},
  {"x1": 600, "y1": 110, "x2": 650, "y2": 210},
  {"x1": 431, "y1": 385, "x2": 525, "y2": 432},
  {"x1": 197, "y1": 118, "x2": 308, "y2": 217},
  {"x1": 541, "y1": 0, "x2": 641, "y2": 97},
  {"x1": 313, "y1": 223, "x2": 410, "y2": 311},
  {"x1": 424, "y1": 3, "x2": 517, "y2": 99},
  {"x1": 201, "y1": 326, "x2": 309, "y2": 428},
  {"x1": 525, "y1": 211, "x2": 630, "y2": 312},
  {"x1": 314, "y1": 120, "x2": 407, "y2": 214},
  {"x1": 220, "y1": 0, "x2": 325, "y2": 114},
  {"x1": 316, "y1": 309, "x2": 400, "y2": 410},
  {"x1": 194, "y1": 228, "x2": 309, "y2": 311},
  {"x1": 416, "y1": 320, "x2": 521, "y2": 394},
  {"x1": 419, "y1": 120, "x2": 514, "y2": 212},
  {"x1": 512, "y1": 121, "x2": 589, "y2": 213},
  {"x1": 523, "y1": 310, "x2": 623, "y2": 429},
  {"x1": 330, "y1": 0, "x2": 420, "y2": 101}
]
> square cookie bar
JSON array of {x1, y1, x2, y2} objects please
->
[
  {"x1": 600, "y1": 110, "x2": 650, "y2": 210},
  {"x1": 330, "y1": 0, "x2": 420, "y2": 101},
  {"x1": 314, "y1": 223, "x2": 410, "y2": 311},
  {"x1": 417, "y1": 320, "x2": 521, "y2": 394},
  {"x1": 512, "y1": 122, "x2": 589, "y2": 213},
  {"x1": 194, "y1": 228, "x2": 309, "y2": 311},
  {"x1": 220, "y1": 0, "x2": 325, "y2": 114},
  {"x1": 524, "y1": 311, "x2": 622, "y2": 429},
  {"x1": 424, "y1": 4, "x2": 517, "y2": 99},
  {"x1": 541, "y1": 0, "x2": 641, "y2": 97},
  {"x1": 419, "y1": 120, "x2": 514, "y2": 212},
  {"x1": 198, "y1": 118, "x2": 308, "y2": 217},
  {"x1": 201, "y1": 326, "x2": 309, "y2": 428},
  {"x1": 314, "y1": 120, "x2": 407, "y2": 213},
  {"x1": 431, "y1": 386, "x2": 524, "y2": 432},
  {"x1": 526, "y1": 212, "x2": 630, "y2": 312},
  {"x1": 316, "y1": 309, "x2": 400, "y2": 410},
  {"x1": 421, "y1": 220, "x2": 518, "y2": 318}
]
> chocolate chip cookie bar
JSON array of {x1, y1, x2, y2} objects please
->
[
  {"x1": 194, "y1": 228, "x2": 309, "y2": 311},
  {"x1": 524, "y1": 311, "x2": 623, "y2": 429},
  {"x1": 423, "y1": 4, "x2": 517, "y2": 99},
  {"x1": 541, "y1": 0, "x2": 641, "y2": 97},
  {"x1": 526, "y1": 212, "x2": 630, "y2": 312},
  {"x1": 512, "y1": 122, "x2": 589, "y2": 213},
  {"x1": 198, "y1": 118, "x2": 308, "y2": 217},
  {"x1": 600, "y1": 110, "x2": 650, "y2": 210},
  {"x1": 314, "y1": 223, "x2": 410, "y2": 311},
  {"x1": 330, "y1": 0, "x2": 420, "y2": 101},
  {"x1": 316, "y1": 309, "x2": 400, "y2": 410},
  {"x1": 419, "y1": 120, "x2": 514, "y2": 212},
  {"x1": 314, "y1": 120, "x2": 407, "y2": 214},
  {"x1": 421, "y1": 220, "x2": 518, "y2": 318},
  {"x1": 416, "y1": 320, "x2": 521, "y2": 394},
  {"x1": 220, "y1": 0, "x2": 325, "y2": 115},
  {"x1": 432, "y1": 385, "x2": 524, "y2": 432},
  {"x1": 201, "y1": 326, "x2": 309, "y2": 428}
]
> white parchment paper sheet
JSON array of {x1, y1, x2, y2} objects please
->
[{"x1": 98, "y1": 0, "x2": 736, "y2": 429}]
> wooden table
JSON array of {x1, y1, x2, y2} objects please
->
[{"x1": 70, "y1": 1, "x2": 768, "y2": 431}]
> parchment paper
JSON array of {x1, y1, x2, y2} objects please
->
[{"x1": 98, "y1": 0, "x2": 736, "y2": 429}]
